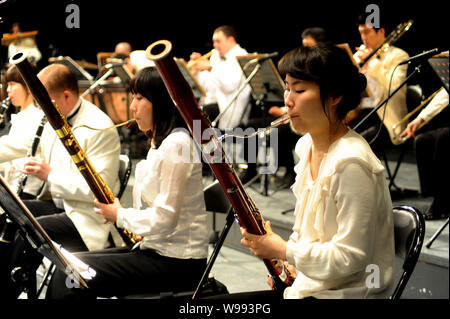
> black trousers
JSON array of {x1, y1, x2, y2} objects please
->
[
  {"x1": 0, "y1": 200, "x2": 87, "y2": 299},
  {"x1": 45, "y1": 246, "x2": 207, "y2": 299},
  {"x1": 414, "y1": 127, "x2": 449, "y2": 213}
]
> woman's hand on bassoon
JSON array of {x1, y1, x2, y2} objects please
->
[
  {"x1": 266, "y1": 262, "x2": 297, "y2": 289},
  {"x1": 94, "y1": 197, "x2": 122, "y2": 224},
  {"x1": 240, "y1": 221, "x2": 287, "y2": 261}
]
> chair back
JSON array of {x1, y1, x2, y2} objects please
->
[
  {"x1": 203, "y1": 179, "x2": 231, "y2": 214},
  {"x1": 406, "y1": 85, "x2": 423, "y2": 111},
  {"x1": 391, "y1": 205, "x2": 425, "y2": 299},
  {"x1": 117, "y1": 154, "x2": 132, "y2": 199}
]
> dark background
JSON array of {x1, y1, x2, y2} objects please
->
[{"x1": 1, "y1": 0, "x2": 448, "y2": 94}]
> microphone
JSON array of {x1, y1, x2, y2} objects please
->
[
  {"x1": 248, "y1": 52, "x2": 279, "y2": 65},
  {"x1": 398, "y1": 48, "x2": 442, "y2": 65}
]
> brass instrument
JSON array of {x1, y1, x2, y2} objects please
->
[
  {"x1": 392, "y1": 87, "x2": 448, "y2": 143},
  {"x1": 357, "y1": 20, "x2": 414, "y2": 68},
  {"x1": 186, "y1": 50, "x2": 213, "y2": 69},
  {"x1": 0, "y1": 97, "x2": 11, "y2": 126}
]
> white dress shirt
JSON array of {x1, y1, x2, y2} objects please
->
[
  {"x1": 195, "y1": 45, "x2": 252, "y2": 130},
  {"x1": 417, "y1": 88, "x2": 449, "y2": 123},
  {"x1": 117, "y1": 129, "x2": 208, "y2": 259},
  {"x1": 0, "y1": 103, "x2": 45, "y2": 195},
  {"x1": 284, "y1": 129, "x2": 394, "y2": 299},
  {"x1": 39, "y1": 98, "x2": 122, "y2": 251}
]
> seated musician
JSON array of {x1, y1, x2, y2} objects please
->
[
  {"x1": 350, "y1": 13, "x2": 409, "y2": 155},
  {"x1": 0, "y1": 64, "x2": 45, "y2": 199},
  {"x1": 7, "y1": 23, "x2": 42, "y2": 64},
  {"x1": 215, "y1": 43, "x2": 394, "y2": 299},
  {"x1": 400, "y1": 87, "x2": 449, "y2": 220},
  {"x1": 0, "y1": 63, "x2": 122, "y2": 299},
  {"x1": 45, "y1": 67, "x2": 208, "y2": 299}
]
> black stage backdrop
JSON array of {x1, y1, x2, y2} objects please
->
[{"x1": 1, "y1": 0, "x2": 448, "y2": 94}]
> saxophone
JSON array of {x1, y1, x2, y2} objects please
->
[
  {"x1": 9, "y1": 52, "x2": 140, "y2": 246},
  {"x1": 146, "y1": 40, "x2": 294, "y2": 290}
]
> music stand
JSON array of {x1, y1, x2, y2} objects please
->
[
  {"x1": 428, "y1": 55, "x2": 449, "y2": 93},
  {"x1": 175, "y1": 58, "x2": 206, "y2": 101},
  {"x1": 237, "y1": 53, "x2": 285, "y2": 104},
  {"x1": 49, "y1": 56, "x2": 94, "y2": 83},
  {"x1": 0, "y1": 175, "x2": 95, "y2": 298},
  {"x1": 236, "y1": 54, "x2": 285, "y2": 196}
]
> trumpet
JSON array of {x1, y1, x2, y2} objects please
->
[
  {"x1": 392, "y1": 87, "x2": 447, "y2": 143},
  {"x1": 186, "y1": 50, "x2": 213, "y2": 69}
]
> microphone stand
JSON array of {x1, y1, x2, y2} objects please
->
[
  {"x1": 211, "y1": 63, "x2": 261, "y2": 128},
  {"x1": 354, "y1": 64, "x2": 422, "y2": 131},
  {"x1": 81, "y1": 68, "x2": 113, "y2": 99}
]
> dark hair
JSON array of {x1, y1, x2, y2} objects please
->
[
  {"x1": 278, "y1": 43, "x2": 367, "y2": 122},
  {"x1": 5, "y1": 63, "x2": 39, "y2": 87},
  {"x1": 356, "y1": 12, "x2": 381, "y2": 32},
  {"x1": 214, "y1": 25, "x2": 238, "y2": 42},
  {"x1": 301, "y1": 27, "x2": 328, "y2": 43},
  {"x1": 129, "y1": 67, "x2": 188, "y2": 148}
]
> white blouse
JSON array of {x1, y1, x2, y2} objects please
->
[
  {"x1": 284, "y1": 129, "x2": 395, "y2": 299},
  {"x1": 116, "y1": 129, "x2": 208, "y2": 259}
]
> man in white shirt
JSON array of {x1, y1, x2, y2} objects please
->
[
  {"x1": 189, "y1": 25, "x2": 252, "y2": 130},
  {"x1": 352, "y1": 14, "x2": 409, "y2": 154},
  {"x1": 189, "y1": 25, "x2": 254, "y2": 180},
  {"x1": 400, "y1": 87, "x2": 449, "y2": 220}
]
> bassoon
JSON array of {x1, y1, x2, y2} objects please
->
[
  {"x1": 146, "y1": 40, "x2": 293, "y2": 290},
  {"x1": 9, "y1": 52, "x2": 139, "y2": 246}
]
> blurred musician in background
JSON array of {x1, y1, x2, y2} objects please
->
[
  {"x1": 351, "y1": 13, "x2": 409, "y2": 155},
  {"x1": 301, "y1": 27, "x2": 328, "y2": 47},
  {"x1": 189, "y1": 25, "x2": 252, "y2": 130},
  {"x1": 114, "y1": 41, "x2": 154, "y2": 73},
  {"x1": 400, "y1": 85, "x2": 449, "y2": 220},
  {"x1": 0, "y1": 63, "x2": 122, "y2": 299},
  {"x1": 189, "y1": 25, "x2": 254, "y2": 180},
  {"x1": 6, "y1": 23, "x2": 42, "y2": 64}
]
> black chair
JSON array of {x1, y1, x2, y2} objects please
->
[
  {"x1": 382, "y1": 85, "x2": 423, "y2": 193},
  {"x1": 121, "y1": 179, "x2": 230, "y2": 299},
  {"x1": 204, "y1": 179, "x2": 232, "y2": 245},
  {"x1": 117, "y1": 154, "x2": 132, "y2": 200},
  {"x1": 391, "y1": 205, "x2": 425, "y2": 299}
]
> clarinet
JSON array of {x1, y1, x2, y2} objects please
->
[
  {"x1": 146, "y1": 40, "x2": 293, "y2": 290},
  {"x1": 15, "y1": 115, "x2": 47, "y2": 196},
  {"x1": 9, "y1": 52, "x2": 140, "y2": 247},
  {"x1": 0, "y1": 97, "x2": 12, "y2": 127}
]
